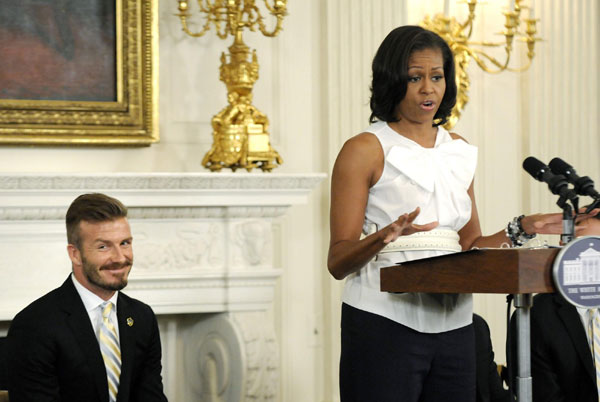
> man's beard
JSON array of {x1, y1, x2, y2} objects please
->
[{"x1": 81, "y1": 254, "x2": 132, "y2": 292}]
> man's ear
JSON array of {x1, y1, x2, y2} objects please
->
[{"x1": 67, "y1": 244, "x2": 82, "y2": 266}]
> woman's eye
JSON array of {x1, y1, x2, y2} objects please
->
[
  {"x1": 432, "y1": 75, "x2": 444, "y2": 82},
  {"x1": 408, "y1": 76, "x2": 420, "y2": 83}
]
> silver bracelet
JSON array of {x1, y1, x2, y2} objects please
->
[{"x1": 505, "y1": 215, "x2": 536, "y2": 247}]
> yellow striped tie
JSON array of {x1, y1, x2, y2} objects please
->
[
  {"x1": 592, "y1": 309, "x2": 600, "y2": 398},
  {"x1": 100, "y1": 302, "x2": 121, "y2": 402}
]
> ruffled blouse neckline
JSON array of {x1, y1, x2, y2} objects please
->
[{"x1": 385, "y1": 122, "x2": 446, "y2": 149}]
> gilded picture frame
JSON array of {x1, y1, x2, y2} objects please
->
[{"x1": 0, "y1": 0, "x2": 158, "y2": 146}]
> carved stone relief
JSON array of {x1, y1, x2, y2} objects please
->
[
  {"x1": 180, "y1": 311, "x2": 279, "y2": 402},
  {"x1": 231, "y1": 220, "x2": 272, "y2": 268},
  {"x1": 132, "y1": 221, "x2": 225, "y2": 272},
  {"x1": 183, "y1": 314, "x2": 243, "y2": 402},
  {"x1": 232, "y1": 312, "x2": 279, "y2": 401}
]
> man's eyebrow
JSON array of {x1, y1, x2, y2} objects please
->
[{"x1": 92, "y1": 236, "x2": 133, "y2": 243}]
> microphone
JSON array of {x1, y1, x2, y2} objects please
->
[
  {"x1": 549, "y1": 157, "x2": 600, "y2": 199},
  {"x1": 522, "y1": 156, "x2": 578, "y2": 201}
]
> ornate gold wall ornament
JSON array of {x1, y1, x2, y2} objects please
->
[
  {"x1": 176, "y1": 0, "x2": 286, "y2": 172},
  {"x1": 0, "y1": 0, "x2": 158, "y2": 145},
  {"x1": 422, "y1": 0, "x2": 540, "y2": 129}
]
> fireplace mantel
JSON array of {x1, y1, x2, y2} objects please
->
[{"x1": 0, "y1": 172, "x2": 324, "y2": 214}]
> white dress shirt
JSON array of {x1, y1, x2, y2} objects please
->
[{"x1": 71, "y1": 273, "x2": 120, "y2": 340}]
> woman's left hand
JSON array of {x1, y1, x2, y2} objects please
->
[
  {"x1": 521, "y1": 209, "x2": 600, "y2": 235},
  {"x1": 520, "y1": 213, "x2": 563, "y2": 235}
]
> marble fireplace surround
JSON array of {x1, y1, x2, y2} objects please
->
[{"x1": 0, "y1": 172, "x2": 325, "y2": 401}]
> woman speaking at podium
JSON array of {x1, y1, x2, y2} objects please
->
[{"x1": 327, "y1": 25, "x2": 565, "y2": 402}]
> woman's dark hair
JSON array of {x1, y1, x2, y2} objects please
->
[{"x1": 369, "y1": 25, "x2": 456, "y2": 127}]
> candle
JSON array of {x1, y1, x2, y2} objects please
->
[
  {"x1": 529, "y1": 3, "x2": 535, "y2": 19},
  {"x1": 508, "y1": 0, "x2": 515, "y2": 10},
  {"x1": 444, "y1": 0, "x2": 450, "y2": 15}
]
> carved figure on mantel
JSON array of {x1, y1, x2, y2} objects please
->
[
  {"x1": 133, "y1": 224, "x2": 222, "y2": 271},
  {"x1": 236, "y1": 221, "x2": 267, "y2": 266}
]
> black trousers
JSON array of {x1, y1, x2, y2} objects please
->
[{"x1": 340, "y1": 303, "x2": 475, "y2": 402}]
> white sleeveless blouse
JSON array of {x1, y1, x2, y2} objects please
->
[{"x1": 342, "y1": 121, "x2": 478, "y2": 333}]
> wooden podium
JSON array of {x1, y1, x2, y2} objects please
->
[{"x1": 380, "y1": 247, "x2": 561, "y2": 402}]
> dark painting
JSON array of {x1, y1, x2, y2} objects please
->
[{"x1": 0, "y1": 0, "x2": 117, "y2": 102}]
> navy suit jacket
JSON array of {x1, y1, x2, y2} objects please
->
[
  {"x1": 7, "y1": 277, "x2": 168, "y2": 402},
  {"x1": 520, "y1": 293, "x2": 597, "y2": 402}
]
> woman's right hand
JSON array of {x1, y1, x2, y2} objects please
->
[{"x1": 382, "y1": 207, "x2": 439, "y2": 243}]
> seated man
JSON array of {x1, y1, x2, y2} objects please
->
[
  {"x1": 7, "y1": 193, "x2": 168, "y2": 402},
  {"x1": 526, "y1": 293, "x2": 597, "y2": 402},
  {"x1": 474, "y1": 313, "x2": 513, "y2": 402}
]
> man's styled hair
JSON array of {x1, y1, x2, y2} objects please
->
[
  {"x1": 66, "y1": 193, "x2": 128, "y2": 247},
  {"x1": 369, "y1": 25, "x2": 457, "y2": 127}
]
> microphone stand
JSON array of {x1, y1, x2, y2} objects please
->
[
  {"x1": 514, "y1": 192, "x2": 578, "y2": 402},
  {"x1": 557, "y1": 194, "x2": 577, "y2": 245}
]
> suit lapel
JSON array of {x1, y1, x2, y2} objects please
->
[
  {"x1": 58, "y1": 277, "x2": 108, "y2": 402},
  {"x1": 555, "y1": 294, "x2": 596, "y2": 382},
  {"x1": 116, "y1": 293, "x2": 134, "y2": 402}
]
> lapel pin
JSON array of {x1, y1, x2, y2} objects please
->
[{"x1": 127, "y1": 317, "x2": 134, "y2": 327}]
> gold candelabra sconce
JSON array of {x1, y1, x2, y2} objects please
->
[
  {"x1": 176, "y1": 0, "x2": 287, "y2": 172},
  {"x1": 421, "y1": 0, "x2": 541, "y2": 129}
]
